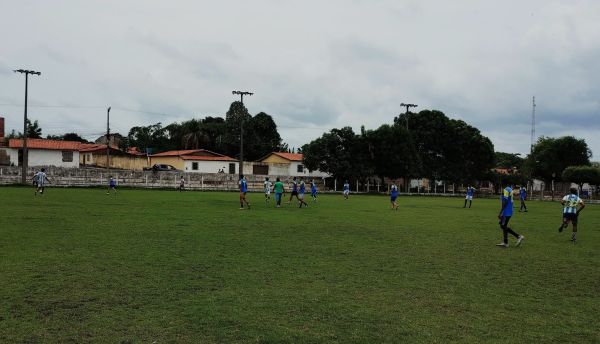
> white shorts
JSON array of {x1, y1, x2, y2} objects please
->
[
  {"x1": 265, "y1": 190, "x2": 271, "y2": 195},
  {"x1": 343, "y1": 190, "x2": 349, "y2": 195},
  {"x1": 465, "y1": 195, "x2": 473, "y2": 200},
  {"x1": 298, "y1": 193, "x2": 305, "y2": 199}
]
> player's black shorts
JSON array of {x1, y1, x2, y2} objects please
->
[
  {"x1": 563, "y1": 213, "x2": 578, "y2": 225},
  {"x1": 499, "y1": 216, "x2": 511, "y2": 227},
  {"x1": 291, "y1": 191, "x2": 298, "y2": 196}
]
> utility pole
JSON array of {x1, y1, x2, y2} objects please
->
[
  {"x1": 106, "y1": 107, "x2": 111, "y2": 172},
  {"x1": 13, "y1": 69, "x2": 41, "y2": 184},
  {"x1": 530, "y1": 96, "x2": 536, "y2": 154},
  {"x1": 400, "y1": 103, "x2": 418, "y2": 131},
  {"x1": 232, "y1": 90, "x2": 253, "y2": 178}
]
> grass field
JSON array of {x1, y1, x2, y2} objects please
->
[{"x1": 1, "y1": 187, "x2": 599, "y2": 343}]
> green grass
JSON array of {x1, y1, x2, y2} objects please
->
[{"x1": 1, "y1": 187, "x2": 599, "y2": 343}]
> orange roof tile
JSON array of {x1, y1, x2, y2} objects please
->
[
  {"x1": 9, "y1": 138, "x2": 81, "y2": 151},
  {"x1": 271, "y1": 152, "x2": 303, "y2": 161},
  {"x1": 150, "y1": 149, "x2": 205, "y2": 157},
  {"x1": 180, "y1": 155, "x2": 237, "y2": 161}
]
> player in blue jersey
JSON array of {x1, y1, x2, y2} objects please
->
[
  {"x1": 32, "y1": 168, "x2": 51, "y2": 196},
  {"x1": 343, "y1": 180, "x2": 350, "y2": 200},
  {"x1": 107, "y1": 176, "x2": 117, "y2": 195},
  {"x1": 310, "y1": 179, "x2": 318, "y2": 202},
  {"x1": 239, "y1": 175, "x2": 250, "y2": 209},
  {"x1": 297, "y1": 177, "x2": 309, "y2": 208},
  {"x1": 518, "y1": 186, "x2": 528, "y2": 212},
  {"x1": 496, "y1": 185, "x2": 524, "y2": 248},
  {"x1": 390, "y1": 183, "x2": 399, "y2": 210},
  {"x1": 463, "y1": 185, "x2": 476, "y2": 208},
  {"x1": 287, "y1": 176, "x2": 300, "y2": 205},
  {"x1": 558, "y1": 188, "x2": 585, "y2": 243}
]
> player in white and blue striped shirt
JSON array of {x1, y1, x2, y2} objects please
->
[{"x1": 559, "y1": 188, "x2": 585, "y2": 243}]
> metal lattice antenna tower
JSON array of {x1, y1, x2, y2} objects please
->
[{"x1": 530, "y1": 96, "x2": 536, "y2": 154}]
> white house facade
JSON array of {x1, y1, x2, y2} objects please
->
[{"x1": 2, "y1": 138, "x2": 81, "y2": 168}]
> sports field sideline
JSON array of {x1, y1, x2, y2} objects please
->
[{"x1": 1, "y1": 187, "x2": 599, "y2": 343}]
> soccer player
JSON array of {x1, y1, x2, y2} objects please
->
[
  {"x1": 518, "y1": 186, "x2": 528, "y2": 212},
  {"x1": 343, "y1": 180, "x2": 350, "y2": 200},
  {"x1": 496, "y1": 184, "x2": 524, "y2": 248},
  {"x1": 239, "y1": 175, "x2": 250, "y2": 209},
  {"x1": 179, "y1": 176, "x2": 185, "y2": 192},
  {"x1": 559, "y1": 187, "x2": 585, "y2": 243},
  {"x1": 390, "y1": 183, "x2": 399, "y2": 210},
  {"x1": 32, "y1": 168, "x2": 51, "y2": 196},
  {"x1": 264, "y1": 177, "x2": 273, "y2": 204},
  {"x1": 310, "y1": 179, "x2": 318, "y2": 202},
  {"x1": 297, "y1": 177, "x2": 309, "y2": 208},
  {"x1": 107, "y1": 176, "x2": 117, "y2": 195},
  {"x1": 273, "y1": 177, "x2": 285, "y2": 208},
  {"x1": 463, "y1": 185, "x2": 475, "y2": 208},
  {"x1": 287, "y1": 176, "x2": 300, "y2": 204}
]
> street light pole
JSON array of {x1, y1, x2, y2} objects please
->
[
  {"x1": 232, "y1": 90, "x2": 253, "y2": 178},
  {"x1": 400, "y1": 103, "x2": 418, "y2": 131},
  {"x1": 106, "y1": 107, "x2": 111, "y2": 172},
  {"x1": 14, "y1": 69, "x2": 41, "y2": 184}
]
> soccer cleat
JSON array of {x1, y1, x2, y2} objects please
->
[
  {"x1": 496, "y1": 243, "x2": 509, "y2": 248},
  {"x1": 516, "y1": 235, "x2": 525, "y2": 247},
  {"x1": 558, "y1": 224, "x2": 565, "y2": 233}
]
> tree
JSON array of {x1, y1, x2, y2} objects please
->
[
  {"x1": 245, "y1": 112, "x2": 283, "y2": 160},
  {"x1": 364, "y1": 123, "x2": 420, "y2": 179},
  {"x1": 25, "y1": 119, "x2": 42, "y2": 139},
  {"x1": 562, "y1": 166, "x2": 600, "y2": 189},
  {"x1": 495, "y1": 152, "x2": 525, "y2": 169},
  {"x1": 525, "y1": 136, "x2": 592, "y2": 182},
  {"x1": 46, "y1": 132, "x2": 90, "y2": 143},
  {"x1": 223, "y1": 101, "x2": 252, "y2": 158},
  {"x1": 302, "y1": 126, "x2": 373, "y2": 180},
  {"x1": 127, "y1": 123, "x2": 168, "y2": 153}
]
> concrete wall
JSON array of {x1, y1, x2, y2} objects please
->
[
  {"x1": 149, "y1": 156, "x2": 185, "y2": 169},
  {"x1": 0, "y1": 148, "x2": 79, "y2": 168},
  {"x1": 0, "y1": 166, "x2": 328, "y2": 191},
  {"x1": 183, "y1": 160, "x2": 238, "y2": 174},
  {"x1": 80, "y1": 152, "x2": 148, "y2": 171}
]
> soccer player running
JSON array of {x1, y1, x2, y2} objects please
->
[
  {"x1": 310, "y1": 179, "x2": 318, "y2": 202},
  {"x1": 32, "y1": 168, "x2": 51, "y2": 196},
  {"x1": 107, "y1": 176, "x2": 117, "y2": 195},
  {"x1": 463, "y1": 185, "x2": 476, "y2": 208},
  {"x1": 273, "y1": 177, "x2": 285, "y2": 208},
  {"x1": 287, "y1": 176, "x2": 300, "y2": 204},
  {"x1": 343, "y1": 180, "x2": 350, "y2": 200},
  {"x1": 264, "y1": 177, "x2": 273, "y2": 204},
  {"x1": 239, "y1": 175, "x2": 250, "y2": 209},
  {"x1": 390, "y1": 182, "x2": 399, "y2": 210},
  {"x1": 518, "y1": 186, "x2": 528, "y2": 212},
  {"x1": 297, "y1": 177, "x2": 309, "y2": 208},
  {"x1": 496, "y1": 184, "x2": 525, "y2": 248},
  {"x1": 559, "y1": 187, "x2": 585, "y2": 243}
]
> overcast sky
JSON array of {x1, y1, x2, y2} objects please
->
[{"x1": 1, "y1": 0, "x2": 599, "y2": 158}]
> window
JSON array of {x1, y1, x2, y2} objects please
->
[
  {"x1": 297, "y1": 164, "x2": 304, "y2": 173},
  {"x1": 229, "y1": 163, "x2": 236, "y2": 174},
  {"x1": 62, "y1": 151, "x2": 73, "y2": 162},
  {"x1": 192, "y1": 162, "x2": 199, "y2": 170}
]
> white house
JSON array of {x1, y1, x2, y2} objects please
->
[
  {"x1": 1, "y1": 138, "x2": 81, "y2": 168},
  {"x1": 149, "y1": 149, "x2": 239, "y2": 174},
  {"x1": 254, "y1": 152, "x2": 329, "y2": 177}
]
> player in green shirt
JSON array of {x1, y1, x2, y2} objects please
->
[{"x1": 273, "y1": 177, "x2": 285, "y2": 208}]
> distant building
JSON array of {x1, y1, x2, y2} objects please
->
[
  {"x1": 254, "y1": 152, "x2": 329, "y2": 177},
  {"x1": 79, "y1": 144, "x2": 148, "y2": 170},
  {"x1": 2, "y1": 138, "x2": 81, "y2": 168},
  {"x1": 149, "y1": 149, "x2": 238, "y2": 174}
]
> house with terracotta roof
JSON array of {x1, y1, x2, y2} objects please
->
[
  {"x1": 1, "y1": 138, "x2": 81, "y2": 168},
  {"x1": 79, "y1": 144, "x2": 148, "y2": 170},
  {"x1": 149, "y1": 149, "x2": 238, "y2": 174},
  {"x1": 255, "y1": 152, "x2": 329, "y2": 177}
]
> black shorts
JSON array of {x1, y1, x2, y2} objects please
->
[
  {"x1": 499, "y1": 216, "x2": 511, "y2": 227},
  {"x1": 291, "y1": 191, "x2": 298, "y2": 196},
  {"x1": 563, "y1": 213, "x2": 578, "y2": 225}
]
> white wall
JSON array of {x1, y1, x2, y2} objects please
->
[
  {"x1": 288, "y1": 161, "x2": 329, "y2": 178},
  {"x1": 184, "y1": 160, "x2": 238, "y2": 174},
  {"x1": 3, "y1": 148, "x2": 79, "y2": 168}
]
